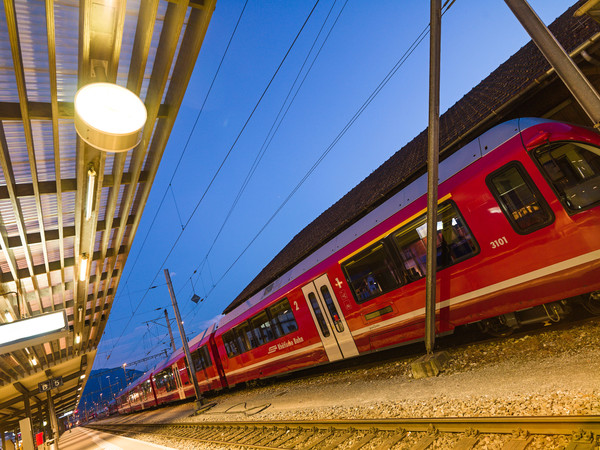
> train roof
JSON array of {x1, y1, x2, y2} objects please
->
[{"x1": 223, "y1": 1, "x2": 599, "y2": 315}]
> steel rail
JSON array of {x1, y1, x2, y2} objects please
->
[{"x1": 88, "y1": 416, "x2": 600, "y2": 449}]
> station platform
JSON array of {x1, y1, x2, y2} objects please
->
[{"x1": 58, "y1": 427, "x2": 174, "y2": 450}]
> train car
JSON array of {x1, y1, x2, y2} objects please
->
[
  {"x1": 116, "y1": 369, "x2": 158, "y2": 414},
  {"x1": 113, "y1": 117, "x2": 599, "y2": 412},
  {"x1": 153, "y1": 324, "x2": 228, "y2": 404},
  {"x1": 214, "y1": 118, "x2": 600, "y2": 384},
  {"x1": 115, "y1": 325, "x2": 227, "y2": 412}
]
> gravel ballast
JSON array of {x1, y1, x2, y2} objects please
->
[{"x1": 96, "y1": 318, "x2": 600, "y2": 447}]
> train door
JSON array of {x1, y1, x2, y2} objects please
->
[
  {"x1": 172, "y1": 364, "x2": 185, "y2": 399},
  {"x1": 301, "y1": 274, "x2": 359, "y2": 361}
]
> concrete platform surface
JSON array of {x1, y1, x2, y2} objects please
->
[{"x1": 58, "y1": 426, "x2": 175, "y2": 450}]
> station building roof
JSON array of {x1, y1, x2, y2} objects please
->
[
  {"x1": 0, "y1": 0, "x2": 216, "y2": 431},
  {"x1": 224, "y1": 0, "x2": 600, "y2": 315}
]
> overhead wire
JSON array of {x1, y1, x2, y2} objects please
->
[
  {"x1": 199, "y1": 0, "x2": 457, "y2": 303},
  {"x1": 105, "y1": 0, "x2": 322, "y2": 364},
  {"x1": 189, "y1": 0, "x2": 345, "y2": 286}
]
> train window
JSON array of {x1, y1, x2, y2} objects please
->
[
  {"x1": 192, "y1": 345, "x2": 213, "y2": 370},
  {"x1": 249, "y1": 311, "x2": 275, "y2": 347},
  {"x1": 341, "y1": 242, "x2": 402, "y2": 304},
  {"x1": 392, "y1": 201, "x2": 479, "y2": 277},
  {"x1": 235, "y1": 322, "x2": 251, "y2": 353},
  {"x1": 223, "y1": 330, "x2": 243, "y2": 358},
  {"x1": 268, "y1": 298, "x2": 298, "y2": 338},
  {"x1": 320, "y1": 286, "x2": 344, "y2": 332},
  {"x1": 308, "y1": 292, "x2": 330, "y2": 337},
  {"x1": 487, "y1": 162, "x2": 554, "y2": 233},
  {"x1": 154, "y1": 368, "x2": 176, "y2": 392},
  {"x1": 534, "y1": 142, "x2": 600, "y2": 211}
]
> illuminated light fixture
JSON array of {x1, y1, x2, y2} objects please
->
[
  {"x1": 78, "y1": 306, "x2": 83, "y2": 322},
  {"x1": 30, "y1": 357, "x2": 37, "y2": 366},
  {"x1": 85, "y1": 165, "x2": 96, "y2": 220},
  {"x1": 79, "y1": 254, "x2": 89, "y2": 282},
  {"x1": 4, "y1": 311, "x2": 14, "y2": 323},
  {"x1": 0, "y1": 311, "x2": 68, "y2": 353},
  {"x1": 75, "y1": 333, "x2": 81, "y2": 344},
  {"x1": 80, "y1": 374, "x2": 85, "y2": 379},
  {"x1": 74, "y1": 82, "x2": 147, "y2": 152}
]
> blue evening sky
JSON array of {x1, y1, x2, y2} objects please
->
[{"x1": 96, "y1": 0, "x2": 572, "y2": 371}]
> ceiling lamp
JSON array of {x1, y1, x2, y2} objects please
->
[{"x1": 74, "y1": 82, "x2": 147, "y2": 152}]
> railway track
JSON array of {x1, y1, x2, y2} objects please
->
[{"x1": 88, "y1": 416, "x2": 600, "y2": 449}]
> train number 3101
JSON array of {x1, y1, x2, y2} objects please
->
[{"x1": 490, "y1": 236, "x2": 508, "y2": 249}]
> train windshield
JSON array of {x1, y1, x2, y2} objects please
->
[{"x1": 534, "y1": 141, "x2": 600, "y2": 211}]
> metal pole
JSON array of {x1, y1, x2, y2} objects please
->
[
  {"x1": 505, "y1": 0, "x2": 600, "y2": 127},
  {"x1": 46, "y1": 391, "x2": 59, "y2": 449},
  {"x1": 164, "y1": 309, "x2": 177, "y2": 352},
  {"x1": 164, "y1": 269, "x2": 204, "y2": 407},
  {"x1": 425, "y1": 0, "x2": 441, "y2": 355}
]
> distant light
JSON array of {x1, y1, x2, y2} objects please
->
[
  {"x1": 74, "y1": 82, "x2": 147, "y2": 152},
  {"x1": 30, "y1": 357, "x2": 37, "y2": 366},
  {"x1": 4, "y1": 311, "x2": 14, "y2": 323},
  {"x1": 43, "y1": 421, "x2": 47, "y2": 427},
  {"x1": 80, "y1": 374, "x2": 86, "y2": 379},
  {"x1": 75, "y1": 333, "x2": 81, "y2": 344}
]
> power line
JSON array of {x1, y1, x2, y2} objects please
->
[
  {"x1": 190, "y1": 0, "x2": 346, "y2": 293},
  {"x1": 105, "y1": 1, "x2": 322, "y2": 363},
  {"x1": 200, "y1": 0, "x2": 457, "y2": 303}
]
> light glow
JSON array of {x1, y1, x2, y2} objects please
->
[
  {"x1": 85, "y1": 166, "x2": 96, "y2": 220},
  {"x1": 0, "y1": 311, "x2": 68, "y2": 353},
  {"x1": 74, "y1": 82, "x2": 147, "y2": 152},
  {"x1": 4, "y1": 311, "x2": 14, "y2": 323},
  {"x1": 75, "y1": 333, "x2": 81, "y2": 344},
  {"x1": 79, "y1": 254, "x2": 89, "y2": 282}
]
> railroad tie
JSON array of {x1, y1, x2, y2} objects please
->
[
  {"x1": 373, "y1": 429, "x2": 407, "y2": 450},
  {"x1": 502, "y1": 429, "x2": 533, "y2": 450},
  {"x1": 452, "y1": 428, "x2": 480, "y2": 450},
  {"x1": 319, "y1": 429, "x2": 355, "y2": 450},
  {"x1": 257, "y1": 426, "x2": 288, "y2": 446},
  {"x1": 347, "y1": 428, "x2": 378, "y2": 450},
  {"x1": 296, "y1": 427, "x2": 335, "y2": 450}
]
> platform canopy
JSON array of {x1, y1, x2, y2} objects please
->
[{"x1": 0, "y1": 0, "x2": 215, "y2": 431}]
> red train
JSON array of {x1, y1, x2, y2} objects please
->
[{"x1": 116, "y1": 118, "x2": 600, "y2": 413}]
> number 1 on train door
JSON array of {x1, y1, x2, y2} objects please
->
[{"x1": 301, "y1": 274, "x2": 359, "y2": 362}]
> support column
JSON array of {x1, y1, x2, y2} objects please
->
[
  {"x1": 411, "y1": 0, "x2": 450, "y2": 379},
  {"x1": 425, "y1": 0, "x2": 441, "y2": 356},
  {"x1": 164, "y1": 269, "x2": 204, "y2": 408},
  {"x1": 164, "y1": 309, "x2": 177, "y2": 352},
  {"x1": 505, "y1": 0, "x2": 600, "y2": 126},
  {"x1": 46, "y1": 391, "x2": 59, "y2": 449}
]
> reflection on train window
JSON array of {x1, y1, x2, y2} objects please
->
[
  {"x1": 341, "y1": 242, "x2": 401, "y2": 304},
  {"x1": 249, "y1": 311, "x2": 274, "y2": 347},
  {"x1": 223, "y1": 298, "x2": 299, "y2": 357},
  {"x1": 487, "y1": 162, "x2": 554, "y2": 233},
  {"x1": 154, "y1": 368, "x2": 177, "y2": 392},
  {"x1": 320, "y1": 286, "x2": 344, "y2": 332},
  {"x1": 268, "y1": 298, "x2": 298, "y2": 338},
  {"x1": 308, "y1": 292, "x2": 330, "y2": 337},
  {"x1": 393, "y1": 201, "x2": 479, "y2": 277},
  {"x1": 192, "y1": 345, "x2": 213, "y2": 371},
  {"x1": 534, "y1": 142, "x2": 600, "y2": 211}
]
